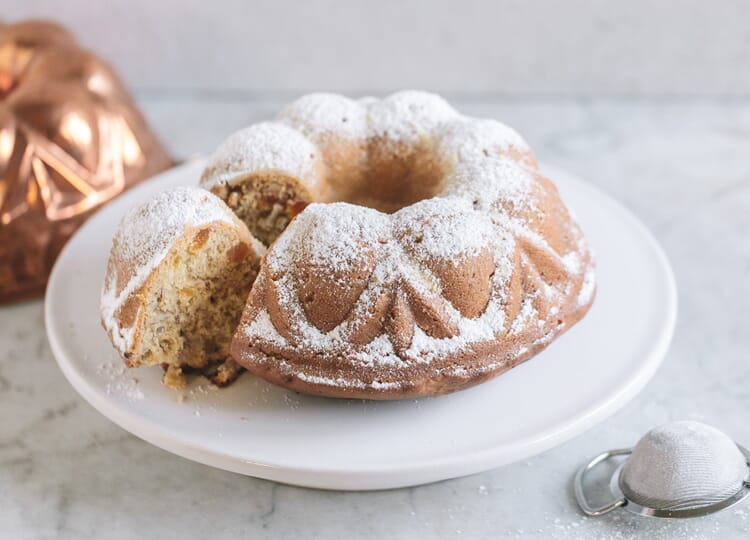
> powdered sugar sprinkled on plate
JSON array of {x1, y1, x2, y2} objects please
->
[{"x1": 97, "y1": 361, "x2": 144, "y2": 401}]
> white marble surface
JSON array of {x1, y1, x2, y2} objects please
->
[{"x1": 2, "y1": 96, "x2": 750, "y2": 539}]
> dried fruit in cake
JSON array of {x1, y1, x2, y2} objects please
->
[{"x1": 100, "y1": 186, "x2": 265, "y2": 388}]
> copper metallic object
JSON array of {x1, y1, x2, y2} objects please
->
[{"x1": 0, "y1": 20, "x2": 172, "y2": 303}]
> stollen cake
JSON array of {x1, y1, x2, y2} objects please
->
[
  {"x1": 100, "y1": 186, "x2": 265, "y2": 388},
  {"x1": 199, "y1": 91, "x2": 596, "y2": 399}
]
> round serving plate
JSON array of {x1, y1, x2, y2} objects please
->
[{"x1": 45, "y1": 159, "x2": 677, "y2": 490}]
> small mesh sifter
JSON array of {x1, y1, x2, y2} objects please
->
[{"x1": 574, "y1": 421, "x2": 750, "y2": 519}]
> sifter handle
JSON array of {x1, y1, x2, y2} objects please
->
[{"x1": 574, "y1": 448, "x2": 631, "y2": 516}]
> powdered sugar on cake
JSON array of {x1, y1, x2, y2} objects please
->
[
  {"x1": 269, "y1": 202, "x2": 389, "y2": 274},
  {"x1": 366, "y1": 90, "x2": 460, "y2": 144},
  {"x1": 244, "y1": 178, "x2": 581, "y2": 373},
  {"x1": 200, "y1": 122, "x2": 322, "y2": 190},
  {"x1": 278, "y1": 93, "x2": 369, "y2": 142},
  {"x1": 444, "y1": 157, "x2": 537, "y2": 213},
  {"x1": 435, "y1": 117, "x2": 529, "y2": 160},
  {"x1": 100, "y1": 186, "x2": 240, "y2": 352},
  {"x1": 218, "y1": 91, "x2": 596, "y2": 394},
  {"x1": 392, "y1": 197, "x2": 497, "y2": 262}
]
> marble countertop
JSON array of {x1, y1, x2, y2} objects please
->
[{"x1": 3, "y1": 96, "x2": 750, "y2": 539}]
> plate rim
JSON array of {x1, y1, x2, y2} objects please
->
[{"x1": 44, "y1": 160, "x2": 677, "y2": 490}]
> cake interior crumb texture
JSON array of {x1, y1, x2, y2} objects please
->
[
  {"x1": 130, "y1": 225, "x2": 256, "y2": 388},
  {"x1": 215, "y1": 175, "x2": 311, "y2": 246}
]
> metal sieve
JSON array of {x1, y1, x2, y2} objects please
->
[{"x1": 574, "y1": 421, "x2": 750, "y2": 519}]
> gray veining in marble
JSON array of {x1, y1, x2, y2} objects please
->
[{"x1": 2, "y1": 97, "x2": 750, "y2": 539}]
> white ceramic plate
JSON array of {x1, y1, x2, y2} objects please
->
[{"x1": 45, "y1": 160, "x2": 676, "y2": 490}]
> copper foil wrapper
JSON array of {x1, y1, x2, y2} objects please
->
[{"x1": 0, "y1": 20, "x2": 172, "y2": 303}]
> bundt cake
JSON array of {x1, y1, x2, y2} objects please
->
[
  {"x1": 199, "y1": 91, "x2": 596, "y2": 399},
  {"x1": 100, "y1": 186, "x2": 265, "y2": 388}
]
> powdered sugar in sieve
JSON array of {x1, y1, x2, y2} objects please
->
[
  {"x1": 575, "y1": 421, "x2": 750, "y2": 519},
  {"x1": 620, "y1": 421, "x2": 748, "y2": 511}
]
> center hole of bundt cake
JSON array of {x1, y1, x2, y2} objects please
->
[
  {"x1": 339, "y1": 149, "x2": 446, "y2": 215},
  {"x1": 220, "y1": 158, "x2": 445, "y2": 246}
]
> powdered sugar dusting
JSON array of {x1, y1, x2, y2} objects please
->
[
  {"x1": 248, "y1": 187, "x2": 531, "y2": 370},
  {"x1": 98, "y1": 361, "x2": 144, "y2": 401},
  {"x1": 578, "y1": 265, "x2": 596, "y2": 307},
  {"x1": 510, "y1": 298, "x2": 537, "y2": 336},
  {"x1": 203, "y1": 90, "x2": 534, "y2": 199},
  {"x1": 393, "y1": 197, "x2": 496, "y2": 262},
  {"x1": 621, "y1": 421, "x2": 749, "y2": 511},
  {"x1": 100, "y1": 187, "x2": 237, "y2": 352},
  {"x1": 219, "y1": 91, "x2": 596, "y2": 392},
  {"x1": 436, "y1": 117, "x2": 529, "y2": 161},
  {"x1": 278, "y1": 93, "x2": 368, "y2": 142},
  {"x1": 244, "y1": 309, "x2": 286, "y2": 347},
  {"x1": 200, "y1": 122, "x2": 321, "y2": 189},
  {"x1": 352, "y1": 334, "x2": 405, "y2": 367},
  {"x1": 268, "y1": 202, "x2": 389, "y2": 274},
  {"x1": 294, "y1": 370, "x2": 402, "y2": 391},
  {"x1": 108, "y1": 187, "x2": 234, "y2": 284},
  {"x1": 405, "y1": 300, "x2": 506, "y2": 362},
  {"x1": 444, "y1": 157, "x2": 536, "y2": 214},
  {"x1": 367, "y1": 90, "x2": 459, "y2": 144}
]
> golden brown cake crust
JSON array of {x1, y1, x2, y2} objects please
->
[
  {"x1": 237, "y1": 299, "x2": 592, "y2": 400},
  {"x1": 208, "y1": 91, "x2": 596, "y2": 399}
]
